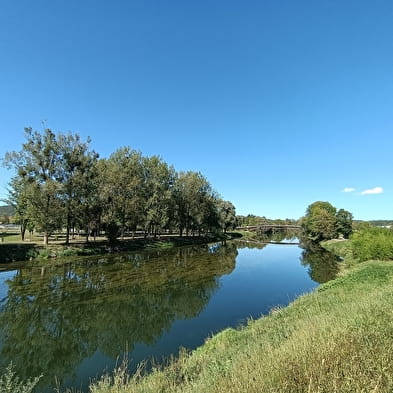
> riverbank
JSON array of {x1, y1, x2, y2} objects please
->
[
  {"x1": 85, "y1": 239, "x2": 393, "y2": 393},
  {"x1": 0, "y1": 233, "x2": 240, "y2": 264}
]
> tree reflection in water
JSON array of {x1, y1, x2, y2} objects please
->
[
  {"x1": 299, "y1": 237, "x2": 341, "y2": 283},
  {"x1": 0, "y1": 242, "x2": 237, "y2": 390}
]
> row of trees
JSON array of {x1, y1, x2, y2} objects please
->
[
  {"x1": 301, "y1": 201, "x2": 353, "y2": 241},
  {"x1": 237, "y1": 214, "x2": 298, "y2": 227},
  {"x1": 3, "y1": 128, "x2": 237, "y2": 245}
]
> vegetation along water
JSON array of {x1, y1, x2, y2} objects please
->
[
  {"x1": 1, "y1": 128, "x2": 392, "y2": 392},
  {"x1": 0, "y1": 235, "x2": 338, "y2": 392}
]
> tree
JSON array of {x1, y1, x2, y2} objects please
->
[
  {"x1": 174, "y1": 171, "x2": 216, "y2": 236},
  {"x1": 335, "y1": 208, "x2": 353, "y2": 238},
  {"x1": 3, "y1": 177, "x2": 30, "y2": 240},
  {"x1": 57, "y1": 133, "x2": 99, "y2": 244},
  {"x1": 301, "y1": 201, "x2": 337, "y2": 241},
  {"x1": 142, "y1": 155, "x2": 176, "y2": 237},
  {"x1": 4, "y1": 128, "x2": 63, "y2": 245},
  {"x1": 99, "y1": 148, "x2": 145, "y2": 241},
  {"x1": 217, "y1": 200, "x2": 237, "y2": 233}
]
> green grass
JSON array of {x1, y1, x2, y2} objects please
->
[
  {"x1": 87, "y1": 257, "x2": 393, "y2": 393},
  {"x1": 321, "y1": 238, "x2": 356, "y2": 266},
  {"x1": 4, "y1": 234, "x2": 393, "y2": 392}
]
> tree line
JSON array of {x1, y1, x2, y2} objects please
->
[
  {"x1": 3, "y1": 128, "x2": 237, "y2": 245},
  {"x1": 237, "y1": 214, "x2": 298, "y2": 227}
]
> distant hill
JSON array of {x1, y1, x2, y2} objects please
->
[
  {"x1": 0, "y1": 205, "x2": 15, "y2": 216},
  {"x1": 354, "y1": 220, "x2": 393, "y2": 228},
  {"x1": 368, "y1": 220, "x2": 393, "y2": 227}
]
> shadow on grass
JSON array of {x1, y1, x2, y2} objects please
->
[{"x1": 0, "y1": 243, "x2": 40, "y2": 263}]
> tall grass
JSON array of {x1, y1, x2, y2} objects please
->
[
  {"x1": 0, "y1": 363, "x2": 41, "y2": 393},
  {"x1": 88, "y1": 259, "x2": 393, "y2": 393}
]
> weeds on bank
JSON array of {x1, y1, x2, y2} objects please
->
[
  {"x1": 87, "y1": 260, "x2": 393, "y2": 393},
  {"x1": 0, "y1": 363, "x2": 41, "y2": 393}
]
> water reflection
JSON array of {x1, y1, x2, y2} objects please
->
[
  {"x1": 256, "y1": 229, "x2": 299, "y2": 244},
  {"x1": 0, "y1": 242, "x2": 237, "y2": 390},
  {"x1": 299, "y1": 238, "x2": 341, "y2": 283},
  {"x1": 0, "y1": 236, "x2": 340, "y2": 392}
]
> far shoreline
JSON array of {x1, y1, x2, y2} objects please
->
[{"x1": 0, "y1": 232, "x2": 242, "y2": 265}]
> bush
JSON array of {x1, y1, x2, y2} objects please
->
[
  {"x1": 351, "y1": 227, "x2": 393, "y2": 262},
  {"x1": 0, "y1": 363, "x2": 41, "y2": 393}
]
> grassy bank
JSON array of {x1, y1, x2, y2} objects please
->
[
  {"x1": 85, "y1": 241, "x2": 393, "y2": 393},
  {"x1": 0, "y1": 233, "x2": 234, "y2": 263},
  {"x1": 3, "y1": 236, "x2": 393, "y2": 392}
]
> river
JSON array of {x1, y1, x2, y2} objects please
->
[{"x1": 0, "y1": 237, "x2": 339, "y2": 392}]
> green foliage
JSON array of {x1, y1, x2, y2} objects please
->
[
  {"x1": 217, "y1": 200, "x2": 237, "y2": 233},
  {"x1": 0, "y1": 243, "x2": 237, "y2": 388},
  {"x1": 4, "y1": 129, "x2": 237, "y2": 246},
  {"x1": 105, "y1": 221, "x2": 121, "y2": 244},
  {"x1": 237, "y1": 214, "x2": 297, "y2": 227},
  {"x1": 88, "y1": 260, "x2": 393, "y2": 393},
  {"x1": 37, "y1": 248, "x2": 52, "y2": 259},
  {"x1": 302, "y1": 201, "x2": 337, "y2": 241},
  {"x1": 351, "y1": 226, "x2": 393, "y2": 262},
  {"x1": 56, "y1": 132, "x2": 99, "y2": 244},
  {"x1": 0, "y1": 363, "x2": 41, "y2": 393},
  {"x1": 322, "y1": 239, "x2": 356, "y2": 266},
  {"x1": 25, "y1": 248, "x2": 39, "y2": 259},
  {"x1": 174, "y1": 171, "x2": 221, "y2": 236},
  {"x1": 302, "y1": 201, "x2": 353, "y2": 241},
  {"x1": 335, "y1": 208, "x2": 353, "y2": 238},
  {"x1": 300, "y1": 239, "x2": 340, "y2": 283}
]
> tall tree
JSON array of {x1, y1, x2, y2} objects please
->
[
  {"x1": 99, "y1": 148, "x2": 145, "y2": 240},
  {"x1": 3, "y1": 176, "x2": 30, "y2": 241},
  {"x1": 174, "y1": 171, "x2": 216, "y2": 236},
  {"x1": 57, "y1": 133, "x2": 99, "y2": 244},
  {"x1": 335, "y1": 208, "x2": 353, "y2": 238},
  {"x1": 217, "y1": 200, "x2": 237, "y2": 233},
  {"x1": 142, "y1": 155, "x2": 175, "y2": 237},
  {"x1": 301, "y1": 201, "x2": 337, "y2": 241},
  {"x1": 4, "y1": 128, "x2": 63, "y2": 245}
]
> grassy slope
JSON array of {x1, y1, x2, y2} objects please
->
[{"x1": 90, "y1": 242, "x2": 393, "y2": 393}]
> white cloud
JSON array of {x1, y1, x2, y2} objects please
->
[
  {"x1": 361, "y1": 186, "x2": 383, "y2": 195},
  {"x1": 342, "y1": 187, "x2": 356, "y2": 193}
]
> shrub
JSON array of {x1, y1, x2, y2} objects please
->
[
  {"x1": 351, "y1": 227, "x2": 393, "y2": 262},
  {"x1": 0, "y1": 363, "x2": 41, "y2": 393}
]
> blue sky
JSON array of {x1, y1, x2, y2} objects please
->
[{"x1": 0, "y1": 0, "x2": 392, "y2": 220}]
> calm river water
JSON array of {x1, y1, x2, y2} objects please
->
[{"x1": 0, "y1": 237, "x2": 339, "y2": 392}]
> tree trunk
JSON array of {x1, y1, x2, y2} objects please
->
[
  {"x1": 43, "y1": 232, "x2": 49, "y2": 246},
  {"x1": 65, "y1": 213, "x2": 71, "y2": 245},
  {"x1": 20, "y1": 220, "x2": 27, "y2": 241}
]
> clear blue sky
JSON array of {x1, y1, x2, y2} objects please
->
[{"x1": 1, "y1": 0, "x2": 392, "y2": 220}]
